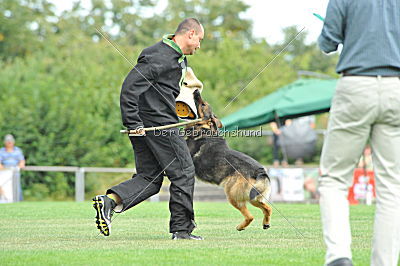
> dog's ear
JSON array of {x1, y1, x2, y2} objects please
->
[{"x1": 212, "y1": 115, "x2": 223, "y2": 128}]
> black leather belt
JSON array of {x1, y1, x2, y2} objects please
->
[{"x1": 342, "y1": 72, "x2": 400, "y2": 77}]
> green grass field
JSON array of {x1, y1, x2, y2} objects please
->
[{"x1": 0, "y1": 201, "x2": 375, "y2": 265}]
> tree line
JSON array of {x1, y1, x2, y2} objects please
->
[{"x1": 0, "y1": 0, "x2": 338, "y2": 199}]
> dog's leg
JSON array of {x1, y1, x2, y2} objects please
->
[
  {"x1": 250, "y1": 201, "x2": 272, "y2": 229},
  {"x1": 236, "y1": 205, "x2": 254, "y2": 231},
  {"x1": 228, "y1": 198, "x2": 254, "y2": 231}
]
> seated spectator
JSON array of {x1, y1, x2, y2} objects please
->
[{"x1": 0, "y1": 134, "x2": 25, "y2": 200}]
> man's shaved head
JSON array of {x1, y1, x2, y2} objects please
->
[
  {"x1": 175, "y1": 18, "x2": 203, "y2": 35},
  {"x1": 172, "y1": 18, "x2": 204, "y2": 55}
]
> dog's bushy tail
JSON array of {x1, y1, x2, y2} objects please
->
[{"x1": 249, "y1": 168, "x2": 271, "y2": 201}]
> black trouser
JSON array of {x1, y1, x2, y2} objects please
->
[
  {"x1": 107, "y1": 128, "x2": 196, "y2": 233},
  {"x1": 272, "y1": 133, "x2": 280, "y2": 161}
]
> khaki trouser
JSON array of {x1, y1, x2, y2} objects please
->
[{"x1": 319, "y1": 76, "x2": 400, "y2": 266}]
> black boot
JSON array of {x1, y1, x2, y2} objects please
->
[
  {"x1": 92, "y1": 195, "x2": 117, "y2": 236},
  {"x1": 327, "y1": 258, "x2": 353, "y2": 266},
  {"x1": 171, "y1": 231, "x2": 204, "y2": 240}
]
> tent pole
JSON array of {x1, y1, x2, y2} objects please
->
[{"x1": 274, "y1": 112, "x2": 289, "y2": 165}]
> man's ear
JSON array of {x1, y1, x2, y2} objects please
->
[{"x1": 188, "y1": 29, "x2": 195, "y2": 39}]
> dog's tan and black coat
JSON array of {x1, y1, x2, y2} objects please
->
[{"x1": 185, "y1": 90, "x2": 272, "y2": 231}]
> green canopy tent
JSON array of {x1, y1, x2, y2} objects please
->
[{"x1": 221, "y1": 78, "x2": 338, "y2": 130}]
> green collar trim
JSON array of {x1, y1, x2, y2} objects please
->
[{"x1": 162, "y1": 34, "x2": 185, "y2": 62}]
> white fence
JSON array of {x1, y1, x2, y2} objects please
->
[
  {"x1": 0, "y1": 165, "x2": 321, "y2": 203},
  {"x1": 19, "y1": 166, "x2": 136, "y2": 202}
]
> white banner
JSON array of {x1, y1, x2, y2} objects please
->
[
  {"x1": 269, "y1": 168, "x2": 305, "y2": 201},
  {"x1": 0, "y1": 169, "x2": 14, "y2": 203}
]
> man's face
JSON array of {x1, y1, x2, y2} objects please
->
[{"x1": 184, "y1": 26, "x2": 204, "y2": 55}]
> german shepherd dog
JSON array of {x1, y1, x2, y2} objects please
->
[{"x1": 185, "y1": 90, "x2": 272, "y2": 231}]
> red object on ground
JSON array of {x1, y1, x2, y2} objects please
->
[{"x1": 348, "y1": 168, "x2": 376, "y2": 205}]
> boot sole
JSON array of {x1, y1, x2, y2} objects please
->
[{"x1": 92, "y1": 196, "x2": 110, "y2": 236}]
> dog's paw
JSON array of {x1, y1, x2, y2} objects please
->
[
  {"x1": 263, "y1": 224, "x2": 270, "y2": 230},
  {"x1": 236, "y1": 226, "x2": 245, "y2": 231}
]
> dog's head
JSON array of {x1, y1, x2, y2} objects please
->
[
  {"x1": 184, "y1": 89, "x2": 223, "y2": 140},
  {"x1": 193, "y1": 89, "x2": 223, "y2": 130}
]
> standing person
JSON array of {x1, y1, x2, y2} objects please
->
[
  {"x1": 269, "y1": 121, "x2": 288, "y2": 167},
  {"x1": 0, "y1": 134, "x2": 26, "y2": 201},
  {"x1": 318, "y1": 1, "x2": 400, "y2": 265},
  {"x1": 93, "y1": 18, "x2": 204, "y2": 240},
  {"x1": 270, "y1": 121, "x2": 283, "y2": 167}
]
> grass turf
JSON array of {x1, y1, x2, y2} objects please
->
[{"x1": 0, "y1": 201, "x2": 375, "y2": 265}]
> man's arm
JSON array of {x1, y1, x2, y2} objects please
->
[
  {"x1": 120, "y1": 53, "x2": 158, "y2": 131},
  {"x1": 318, "y1": 0, "x2": 347, "y2": 54}
]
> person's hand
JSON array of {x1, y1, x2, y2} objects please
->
[
  {"x1": 130, "y1": 127, "x2": 146, "y2": 136},
  {"x1": 270, "y1": 122, "x2": 281, "y2": 135},
  {"x1": 18, "y1": 160, "x2": 25, "y2": 169},
  {"x1": 136, "y1": 128, "x2": 146, "y2": 136}
]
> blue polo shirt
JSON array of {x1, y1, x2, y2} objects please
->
[
  {"x1": 0, "y1": 147, "x2": 25, "y2": 167},
  {"x1": 319, "y1": 0, "x2": 400, "y2": 76}
]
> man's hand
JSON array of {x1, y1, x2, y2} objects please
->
[{"x1": 129, "y1": 127, "x2": 146, "y2": 136}]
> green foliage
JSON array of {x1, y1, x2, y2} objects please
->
[
  {"x1": 0, "y1": 0, "x2": 338, "y2": 199},
  {"x1": 0, "y1": 0, "x2": 56, "y2": 59},
  {"x1": 0, "y1": 35, "x2": 137, "y2": 198}
]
